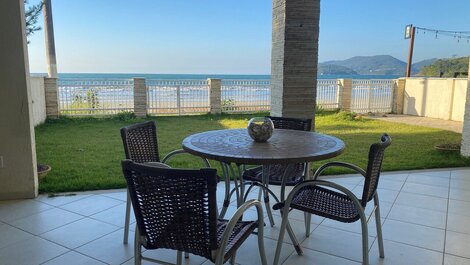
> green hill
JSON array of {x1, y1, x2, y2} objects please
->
[
  {"x1": 323, "y1": 55, "x2": 406, "y2": 75},
  {"x1": 320, "y1": 55, "x2": 434, "y2": 75},
  {"x1": 418, "y1": 57, "x2": 469, "y2": 77},
  {"x1": 318, "y1": 64, "x2": 358, "y2": 75}
]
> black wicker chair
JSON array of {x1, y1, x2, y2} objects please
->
[
  {"x1": 272, "y1": 134, "x2": 391, "y2": 265},
  {"x1": 120, "y1": 121, "x2": 211, "y2": 244},
  {"x1": 241, "y1": 116, "x2": 312, "y2": 226},
  {"x1": 122, "y1": 160, "x2": 267, "y2": 265}
]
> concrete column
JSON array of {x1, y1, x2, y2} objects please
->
[
  {"x1": 392, "y1": 78, "x2": 406, "y2": 114},
  {"x1": 270, "y1": 0, "x2": 321, "y2": 128},
  {"x1": 44, "y1": 77, "x2": 59, "y2": 118},
  {"x1": 0, "y1": 0, "x2": 38, "y2": 199},
  {"x1": 208, "y1": 78, "x2": 222, "y2": 114},
  {"x1": 338, "y1": 79, "x2": 352, "y2": 112},
  {"x1": 461, "y1": 57, "x2": 470, "y2": 156},
  {"x1": 133, "y1": 78, "x2": 147, "y2": 117}
]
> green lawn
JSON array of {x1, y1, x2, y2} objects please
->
[{"x1": 35, "y1": 112, "x2": 469, "y2": 193}]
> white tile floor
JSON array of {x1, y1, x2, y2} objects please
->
[{"x1": 1, "y1": 168, "x2": 470, "y2": 265}]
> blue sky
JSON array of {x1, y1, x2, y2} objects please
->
[{"x1": 27, "y1": 0, "x2": 470, "y2": 74}]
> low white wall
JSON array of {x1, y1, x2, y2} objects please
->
[
  {"x1": 29, "y1": 77, "x2": 46, "y2": 126},
  {"x1": 403, "y1": 78, "x2": 467, "y2": 121},
  {"x1": 452, "y1": 80, "x2": 467, "y2": 121}
]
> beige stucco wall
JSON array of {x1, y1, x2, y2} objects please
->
[
  {"x1": 403, "y1": 78, "x2": 467, "y2": 121},
  {"x1": 30, "y1": 77, "x2": 47, "y2": 126},
  {"x1": 451, "y1": 79, "x2": 467, "y2": 121},
  {"x1": 0, "y1": 0, "x2": 38, "y2": 199}
]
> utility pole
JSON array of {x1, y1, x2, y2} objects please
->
[
  {"x1": 43, "y1": 0, "x2": 57, "y2": 78},
  {"x1": 405, "y1": 25, "x2": 416, "y2": 78}
]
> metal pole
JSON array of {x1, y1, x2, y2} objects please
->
[
  {"x1": 405, "y1": 26, "x2": 416, "y2": 78},
  {"x1": 43, "y1": 0, "x2": 58, "y2": 78}
]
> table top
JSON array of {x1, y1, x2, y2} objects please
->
[{"x1": 182, "y1": 128, "x2": 345, "y2": 165}]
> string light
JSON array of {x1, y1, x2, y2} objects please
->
[{"x1": 414, "y1": 26, "x2": 470, "y2": 43}]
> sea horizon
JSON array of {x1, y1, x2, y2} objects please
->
[{"x1": 30, "y1": 73, "x2": 402, "y2": 80}]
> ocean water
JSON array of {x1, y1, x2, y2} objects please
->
[{"x1": 31, "y1": 73, "x2": 401, "y2": 80}]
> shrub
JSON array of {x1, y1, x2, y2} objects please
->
[
  {"x1": 114, "y1": 111, "x2": 136, "y2": 121},
  {"x1": 333, "y1": 111, "x2": 361, "y2": 121}
]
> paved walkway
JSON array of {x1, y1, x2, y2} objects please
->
[{"x1": 366, "y1": 114, "x2": 463, "y2": 133}]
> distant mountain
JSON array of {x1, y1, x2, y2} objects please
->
[
  {"x1": 322, "y1": 55, "x2": 405, "y2": 75},
  {"x1": 318, "y1": 64, "x2": 358, "y2": 75},
  {"x1": 418, "y1": 57, "x2": 469, "y2": 77},
  {"x1": 319, "y1": 55, "x2": 437, "y2": 75}
]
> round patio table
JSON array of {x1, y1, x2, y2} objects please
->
[
  {"x1": 183, "y1": 128, "x2": 345, "y2": 255},
  {"x1": 183, "y1": 128, "x2": 344, "y2": 211}
]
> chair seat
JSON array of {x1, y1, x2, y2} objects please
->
[
  {"x1": 273, "y1": 186, "x2": 361, "y2": 223},
  {"x1": 242, "y1": 164, "x2": 305, "y2": 186},
  {"x1": 215, "y1": 219, "x2": 258, "y2": 262}
]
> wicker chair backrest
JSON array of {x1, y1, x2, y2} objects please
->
[
  {"x1": 361, "y1": 134, "x2": 392, "y2": 206},
  {"x1": 121, "y1": 160, "x2": 218, "y2": 259},
  {"x1": 267, "y1": 116, "x2": 313, "y2": 131},
  {"x1": 121, "y1": 121, "x2": 160, "y2": 163}
]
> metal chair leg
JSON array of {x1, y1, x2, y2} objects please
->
[
  {"x1": 176, "y1": 251, "x2": 182, "y2": 265},
  {"x1": 228, "y1": 164, "x2": 241, "y2": 207},
  {"x1": 262, "y1": 166, "x2": 275, "y2": 227},
  {"x1": 360, "y1": 211, "x2": 369, "y2": 265},
  {"x1": 273, "y1": 208, "x2": 290, "y2": 265},
  {"x1": 134, "y1": 227, "x2": 142, "y2": 265},
  {"x1": 374, "y1": 194, "x2": 385, "y2": 258},
  {"x1": 286, "y1": 219, "x2": 303, "y2": 255},
  {"x1": 304, "y1": 212, "x2": 312, "y2": 237},
  {"x1": 229, "y1": 252, "x2": 236, "y2": 265},
  {"x1": 184, "y1": 252, "x2": 189, "y2": 259},
  {"x1": 219, "y1": 162, "x2": 231, "y2": 218},
  {"x1": 123, "y1": 189, "x2": 131, "y2": 244},
  {"x1": 257, "y1": 214, "x2": 268, "y2": 265}
]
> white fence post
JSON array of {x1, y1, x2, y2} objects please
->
[
  {"x1": 367, "y1": 82, "x2": 372, "y2": 112},
  {"x1": 176, "y1": 85, "x2": 181, "y2": 115},
  {"x1": 336, "y1": 79, "x2": 342, "y2": 109}
]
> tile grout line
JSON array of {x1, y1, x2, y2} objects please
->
[
  {"x1": 369, "y1": 173, "x2": 405, "y2": 255},
  {"x1": 39, "y1": 249, "x2": 110, "y2": 265},
  {"x1": 442, "y1": 171, "x2": 452, "y2": 265},
  {"x1": 383, "y1": 172, "x2": 409, "y2": 219},
  {"x1": 35, "y1": 193, "x2": 93, "y2": 207}
]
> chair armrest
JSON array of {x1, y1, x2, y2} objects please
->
[
  {"x1": 161, "y1": 149, "x2": 211, "y2": 167},
  {"x1": 278, "y1": 180, "x2": 363, "y2": 214},
  {"x1": 143, "y1": 161, "x2": 171, "y2": 168},
  {"x1": 214, "y1": 199, "x2": 264, "y2": 264},
  {"x1": 313, "y1": 162, "x2": 366, "y2": 180}
]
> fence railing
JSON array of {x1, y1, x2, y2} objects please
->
[
  {"x1": 146, "y1": 79, "x2": 210, "y2": 115},
  {"x1": 221, "y1": 79, "x2": 271, "y2": 113},
  {"x1": 57, "y1": 78, "x2": 396, "y2": 116},
  {"x1": 351, "y1": 79, "x2": 394, "y2": 113},
  {"x1": 317, "y1": 79, "x2": 340, "y2": 109},
  {"x1": 58, "y1": 79, "x2": 134, "y2": 115}
]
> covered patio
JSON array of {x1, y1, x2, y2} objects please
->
[
  {"x1": 1, "y1": 168, "x2": 470, "y2": 264},
  {"x1": 2, "y1": 0, "x2": 470, "y2": 265}
]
